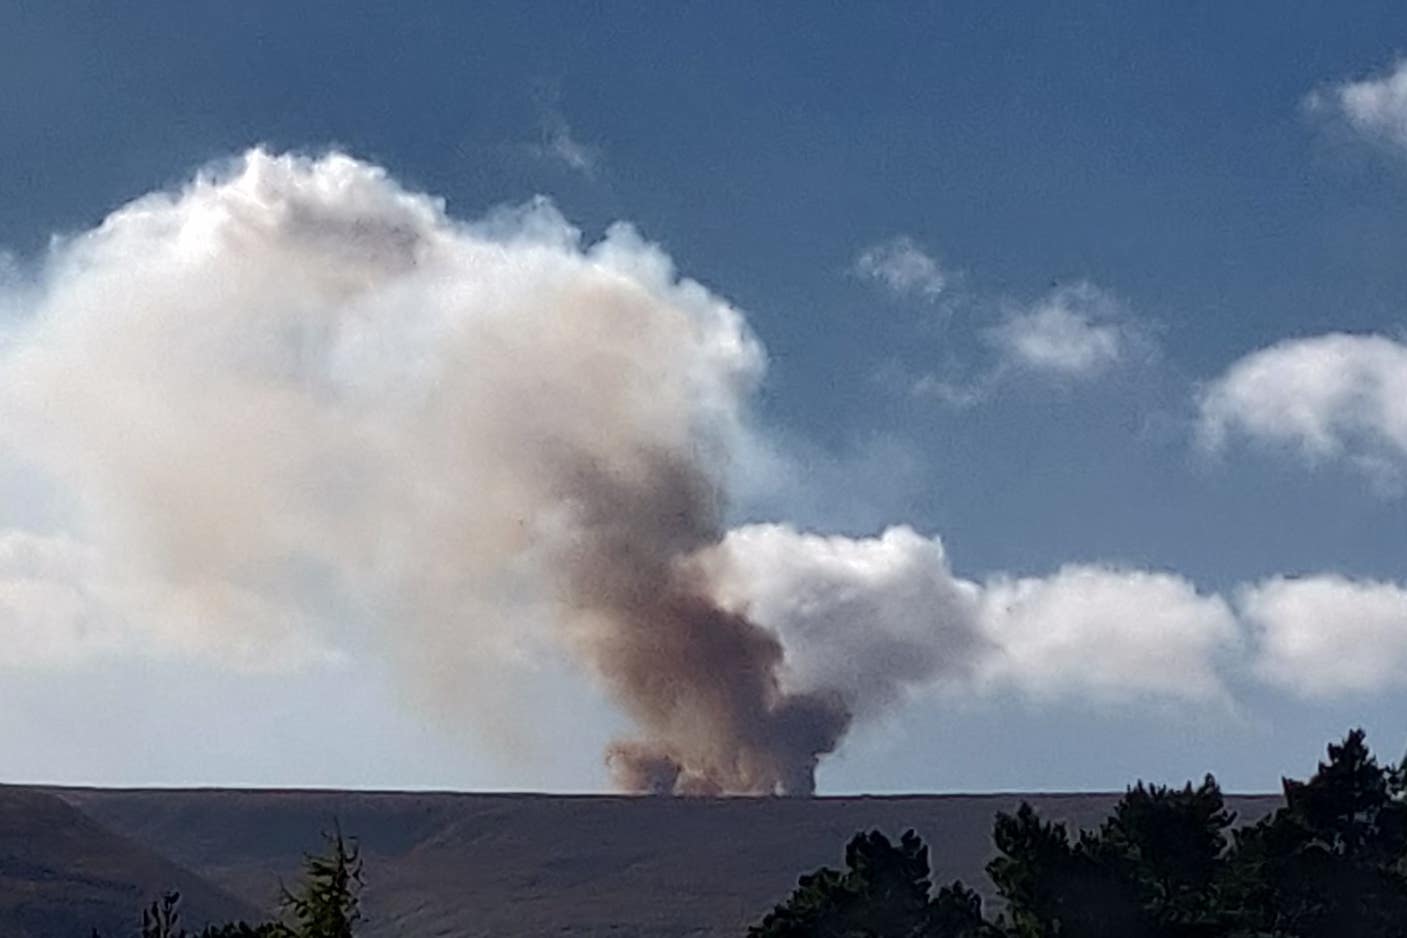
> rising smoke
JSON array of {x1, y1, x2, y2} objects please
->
[
  {"x1": 0, "y1": 150, "x2": 1248, "y2": 794},
  {"x1": 0, "y1": 150, "x2": 867, "y2": 794}
]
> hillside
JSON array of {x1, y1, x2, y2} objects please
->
[
  {"x1": 52, "y1": 789, "x2": 1282, "y2": 938},
  {"x1": 0, "y1": 786, "x2": 257, "y2": 937}
]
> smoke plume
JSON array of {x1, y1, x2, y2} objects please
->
[
  {"x1": 0, "y1": 149, "x2": 859, "y2": 794},
  {"x1": 0, "y1": 149, "x2": 1252, "y2": 794}
]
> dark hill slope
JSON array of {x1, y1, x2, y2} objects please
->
[
  {"x1": 0, "y1": 786, "x2": 256, "y2": 937},
  {"x1": 54, "y1": 789, "x2": 1281, "y2": 938}
]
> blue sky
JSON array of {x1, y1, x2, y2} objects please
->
[{"x1": 4, "y1": 2, "x2": 1407, "y2": 793}]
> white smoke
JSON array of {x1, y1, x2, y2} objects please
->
[{"x1": 0, "y1": 149, "x2": 850, "y2": 793}]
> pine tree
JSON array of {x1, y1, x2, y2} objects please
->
[
  {"x1": 279, "y1": 823, "x2": 363, "y2": 938},
  {"x1": 1097, "y1": 775, "x2": 1234, "y2": 937},
  {"x1": 1224, "y1": 729, "x2": 1407, "y2": 938},
  {"x1": 748, "y1": 829, "x2": 995, "y2": 938},
  {"x1": 141, "y1": 893, "x2": 183, "y2": 938}
]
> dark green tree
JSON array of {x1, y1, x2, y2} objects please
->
[
  {"x1": 986, "y1": 802, "x2": 1138, "y2": 938},
  {"x1": 195, "y1": 923, "x2": 288, "y2": 938},
  {"x1": 112, "y1": 825, "x2": 365, "y2": 938},
  {"x1": 1223, "y1": 729, "x2": 1407, "y2": 938},
  {"x1": 279, "y1": 824, "x2": 363, "y2": 938},
  {"x1": 749, "y1": 829, "x2": 996, "y2": 938},
  {"x1": 142, "y1": 893, "x2": 183, "y2": 938},
  {"x1": 988, "y1": 778, "x2": 1233, "y2": 938},
  {"x1": 1097, "y1": 776, "x2": 1234, "y2": 937},
  {"x1": 928, "y1": 881, "x2": 997, "y2": 938},
  {"x1": 129, "y1": 891, "x2": 286, "y2": 938}
]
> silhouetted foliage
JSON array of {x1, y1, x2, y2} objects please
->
[
  {"x1": 749, "y1": 829, "x2": 998, "y2": 938},
  {"x1": 121, "y1": 889, "x2": 286, "y2": 938},
  {"x1": 97, "y1": 824, "x2": 361, "y2": 938},
  {"x1": 278, "y1": 824, "x2": 363, "y2": 938},
  {"x1": 753, "y1": 729, "x2": 1407, "y2": 938},
  {"x1": 195, "y1": 923, "x2": 288, "y2": 938},
  {"x1": 928, "y1": 881, "x2": 998, "y2": 938},
  {"x1": 141, "y1": 893, "x2": 182, "y2": 938},
  {"x1": 1223, "y1": 729, "x2": 1407, "y2": 938},
  {"x1": 1099, "y1": 775, "x2": 1232, "y2": 935}
]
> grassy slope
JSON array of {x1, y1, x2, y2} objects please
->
[
  {"x1": 0, "y1": 786, "x2": 257, "y2": 937},
  {"x1": 54, "y1": 789, "x2": 1282, "y2": 938}
]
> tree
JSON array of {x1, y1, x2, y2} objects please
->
[
  {"x1": 928, "y1": 881, "x2": 997, "y2": 938},
  {"x1": 279, "y1": 823, "x2": 363, "y2": 938},
  {"x1": 129, "y1": 891, "x2": 285, "y2": 938},
  {"x1": 195, "y1": 923, "x2": 288, "y2": 938},
  {"x1": 1281, "y1": 729, "x2": 1407, "y2": 863},
  {"x1": 142, "y1": 893, "x2": 183, "y2": 938},
  {"x1": 1223, "y1": 729, "x2": 1407, "y2": 938},
  {"x1": 1097, "y1": 776, "x2": 1234, "y2": 937},
  {"x1": 988, "y1": 779, "x2": 1234, "y2": 938},
  {"x1": 986, "y1": 803, "x2": 1067, "y2": 938},
  {"x1": 749, "y1": 829, "x2": 996, "y2": 938},
  {"x1": 111, "y1": 825, "x2": 363, "y2": 938}
]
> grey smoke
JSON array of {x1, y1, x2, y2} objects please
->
[{"x1": 553, "y1": 451, "x2": 850, "y2": 794}]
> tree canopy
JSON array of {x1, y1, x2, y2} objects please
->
[
  {"x1": 108, "y1": 824, "x2": 361, "y2": 938},
  {"x1": 753, "y1": 729, "x2": 1407, "y2": 938}
]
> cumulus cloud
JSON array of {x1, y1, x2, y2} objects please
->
[
  {"x1": 702, "y1": 525, "x2": 988, "y2": 717},
  {"x1": 1240, "y1": 574, "x2": 1407, "y2": 698},
  {"x1": 1307, "y1": 59, "x2": 1407, "y2": 151},
  {"x1": 710, "y1": 525, "x2": 1407, "y2": 710},
  {"x1": 1198, "y1": 333, "x2": 1407, "y2": 485},
  {"x1": 986, "y1": 282, "x2": 1146, "y2": 380},
  {"x1": 909, "y1": 281, "x2": 1152, "y2": 405},
  {"x1": 979, "y1": 566, "x2": 1240, "y2": 705},
  {"x1": 704, "y1": 525, "x2": 1241, "y2": 710},
  {"x1": 854, "y1": 237, "x2": 950, "y2": 300}
]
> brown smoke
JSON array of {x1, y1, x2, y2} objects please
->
[{"x1": 550, "y1": 449, "x2": 851, "y2": 795}]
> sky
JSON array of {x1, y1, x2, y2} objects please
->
[{"x1": 3, "y1": 1, "x2": 1407, "y2": 793}]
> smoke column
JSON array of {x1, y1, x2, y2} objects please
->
[{"x1": 0, "y1": 149, "x2": 858, "y2": 794}]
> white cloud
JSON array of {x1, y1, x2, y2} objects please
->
[
  {"x1": 854, "y1": 237, "x2": 950, "y2": 300},
  {"x1": 703, "y1": 524, "x2": 987, "y2": 717},
  {"x1": 979, "y1": 565, "x2": 1240, "y2": 705},
  {"x1": 532, "y1": 109, "x2": 603, "y2": 176},
  {"x1": 1198, "y1": 333, "x2": 1407, "y2": 484},
  {"x1": 986, "y1": 281, "x2": 1145, "y2": 379},
  {"x1": 909, "y1": 371, "x2": 994, "y2": 408},
  {"x1": 1307, "y1": 59, "x2": 1407, "y2": 151},
  {"x1": 706, "y1": 525, "x2": 1240, "y2": 711},
  {"x1": 1241, "y1": 574, "x2": 1407, "y2": 697},
  {"x1": 907, "y1": 281, "x2": 1152, "y2": 405},
  {"x1": 712, "y1": 523, "x2": 1407, "y2": 709}
]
